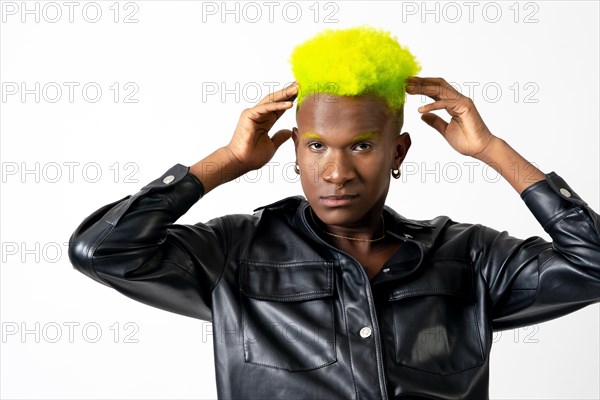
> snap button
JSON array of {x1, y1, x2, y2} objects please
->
[
  {"x1": 559, "y1": 188, "x2": 571, "y2": 198},
  {"x1": 359, "y1": 326, "x2": 372, "y2": 338},
  {"x1": 382, "y1": 268, "x2": 390, "y2": 273},
  {"x1": 163, "y1": 175, "x2": 175, "y2": 184}
]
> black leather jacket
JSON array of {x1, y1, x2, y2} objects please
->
[{"x1": 68, "y1": 163, "x2": 600, "y2": 400}]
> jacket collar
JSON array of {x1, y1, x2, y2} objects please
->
[
  {"x1": 254, "y1": 195, "x2": 441, "y2": 282},
  {"x1": 254, "y1": 195, "x2": 437, "y2": 249},
  {"x1": 254, "y1": 195, "x2": 434, "y2": 225}
]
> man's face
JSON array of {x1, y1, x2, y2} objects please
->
[{"x1": 293, "y1": 94, "x2": 410, "y2": 227}]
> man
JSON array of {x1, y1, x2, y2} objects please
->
[{"x1": 69, "y1": 25, "x2": 600, "y2": 399}]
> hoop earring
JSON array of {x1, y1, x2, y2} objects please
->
[
  {"x1": 391, "y1": 168, "x2": 401, "y2": 179},
  {"x1": 294, "y1": 162, "x2": 300, "y2": 175}
]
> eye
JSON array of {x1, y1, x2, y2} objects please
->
[
  {"x1": 353, "y1": 142, "x2": 372, "y2": 151},
  {"x1": 308, "y1": 142, "x2": 324, "y2": 151}
]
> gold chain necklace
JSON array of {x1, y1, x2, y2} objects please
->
[{"x1": 308, "y1": 206, "x2": 386, "y2": 242}]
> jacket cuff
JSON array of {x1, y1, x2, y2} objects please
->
[
  {"x1": 141, "y1": 163, "x2": 205, "y2": 197},
  {"x1": 521, "y1": 172, "x2": 587, "y2": 231},
  {"x1": 104, "y1": 164, "x2": 205, "y2": 226}
]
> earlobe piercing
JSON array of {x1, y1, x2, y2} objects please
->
[
  {"x1": 294, "y1": 162, "x2": 300, "y2": 175},
  {"x1": 392, "y1": 168, "x2": 401, "y2": 179}
]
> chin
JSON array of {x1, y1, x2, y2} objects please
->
[{"x1": 314, "y1": 205, "x2": 363, "y2": 225}]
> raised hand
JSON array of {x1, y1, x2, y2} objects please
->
[
  {"x1": 191, "y1": 82, "x2": 298, "y2": 194},
  {"x1": 226, "y1": 82, "x2": 299, "y2": 172},
  {"x1": 406, "y1": 76, "x2": 496, "y2": 159},
  {"x1": 405, "y1": 76, "x2": 544, "y2": 193}
]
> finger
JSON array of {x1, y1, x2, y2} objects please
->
[
  {"x1": 271, "y1": 128, "x2": 293, "y2": 150},
  {"x1": 258, "y1": 82, "x2": 299, "y2": 105},
  {"x1": 246, "y1": 100, "x2": 294, "y2": 122},
  {"x1": 244, "y1": 101, "x2": 294, "y2": 129},
  {"x1": 405, "y1": 76, "x2": 421, "y2": 84},
  {"x1": 406, "y1": 78, "x2": 462, "y2": 101},
  {"x1": 407, "y1": 84, "x2": 461, "y2": 101},
  {"x1": 421, "y1": 112, "x2": 448, "y2": 136},
  {"x1": 407, "y1": 76, "x2": 447, "y2": 86},
  {"x1": 418, "y1": 100, "x2": 449, "y2": 114}
]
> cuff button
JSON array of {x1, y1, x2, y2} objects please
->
[
  {"x1": 163, "y1": 175, "x2": 175, "y2": 184},
  {"x1": 559, "y1": 188, "x2": 571, "y2": 198}
]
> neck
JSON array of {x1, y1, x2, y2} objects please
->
[
  {"x1": 308, "y1": 206, "x2": 386, "y2": 244},
  {"x1": 329, "y1": 236, "x2": 383, "y2": 254}
]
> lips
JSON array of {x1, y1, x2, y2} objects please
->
[{"x1": 320, "y1": 194, "x2": 358, "y2": 207}]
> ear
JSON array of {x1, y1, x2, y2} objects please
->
[
  {"x1": 292, "y1": 127, "x2": 300, "y2": 155},
  {"x1": 393, "y1": 132, "x2": 412, "y2": 167}
]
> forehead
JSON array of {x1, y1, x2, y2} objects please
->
[{"x1": 296, "y1": 94, "x2": 392, "y2": 132}]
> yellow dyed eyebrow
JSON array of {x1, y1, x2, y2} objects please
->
[
  {"x1": 301, "y1": 132, "x2": 322, "y2": 141},
  {"x1": 301, "y1": 131, "x2": 380, "y2": 142},
  {"x1": 351, "y1": 131, "x2": 380, "y2": 143}
]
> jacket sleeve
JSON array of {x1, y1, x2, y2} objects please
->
[
  {"x1": 477, "y1": 172, "x2": 600, "y2": 330},
  {"x1": 68, "y1": 163, "x2": 228, "y2": 321}
]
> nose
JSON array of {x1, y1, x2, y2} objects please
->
[{"x1": 321, "y1": 150, "x2": 355, "y2": 187}]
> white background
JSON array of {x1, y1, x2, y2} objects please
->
[{"x1": 1, "y1": 1, "x2": 599, "y2": 399}]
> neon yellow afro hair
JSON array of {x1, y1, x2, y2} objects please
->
[{"x1": 289, "y1": 25, "x2": 421, "y2": 112}]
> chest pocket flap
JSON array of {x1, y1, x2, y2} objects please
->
[
  {"x1": 241, "y1": 261, "x2": 334, "y2": 301},
  {"x1": 389, "y1": 257, "x2": 473, "y2": 301}
]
